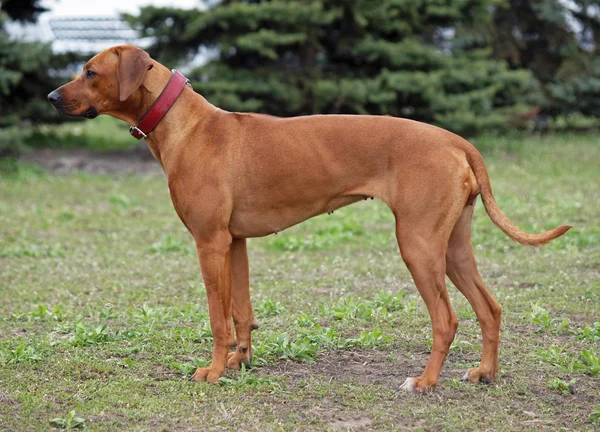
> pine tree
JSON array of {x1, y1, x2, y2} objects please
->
[
  {"x1": 492, "y1": 0, "x2": 600, "y2": 121},
  {"x1": 0, "y1": 1, "x2": 78, "y2": 154},
  {"x1": 127, "y1": 0, "x2": 533, "y2": 136}
]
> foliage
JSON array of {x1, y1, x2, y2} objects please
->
[
  {"x1": 546, "y1": 377, "x2": 576, "y2": 395},
  {"x1": 69, "y1": 323, "x2": 113, "y2": 347},
  {"x1": 0, "y1": 341, "x2": 42, "y2": 365},
  {"x1": 49, "y1": 411, "x2": 86, "y2": 430},
  {"x1": 538, "y1": 345, "x2": 600, "y2": 376},
  {"x1": 219, "y1": 364, "x2": 280, "y2": 388},
  {"x1": 492, "y1": 0, "x2": 600, "y2": 120},
  {"x1": 126, "y1": 0, "x2": 534, "y2": 136},
  {"x1": 578, "y1": 321, "x2": 600, "y2": 343},
  {"x1": 1, "y1": 0, "x2": 47, "y2": 23},
  {"x1": 0, "y1": 2, "x2": 84, "y2": 155}
]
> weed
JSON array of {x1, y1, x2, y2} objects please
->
[
  {"x1": 177, "y1": 304, "x2": 209, "y2": 323},
  {"x1": 578, "y1": 321, "x2": 600, "y2": 342},
  {"x1": 578, "y1": 348, "x2": 600, "y2": 376},
  {"x1": 529, "y1": 302, "x2": 572, "y2": 334},
  {"x1": 538, "y1": 345, "x2": 575, "y2": 372},
  {"x1": 255, "y1": 332, "x2": 319, "y2": 364},
  {"x1": 0, "y1": 341, "x2": 42, "y2": 365},
  {"x1": 168, "y1": 356, "x2": 211, "y2": 377},
  {"x1": 450, "y1": 337, "x2": 473, "y2": 353},
  {"x1": 539, "y1": 345, "x2": 600, "y2": 376},
  {"x1": 320, "y1": 292, "x2": 411, "y2": 322},
  {"x1": 346, "y1": 328, "x2": 392, "y2": 348},
  {"x1": 298, "y1": 325, "x2": 340, "y2": 349},
  {"x1": 530, "y1": 302, "x2": 551, "y2": 333},
  {"x1": 219, "y1": 364, "x2": 280, "y2": 388},
  {"x1": 31, "y1": 305, "x2": 66, "y2": 322},
  {"x1": 49, "y1": 410, "x2": 85, "y2": 430},
  {"x1": 321, "y1": 297, "x2": 371, "y2": 320},
  {"x1": 546, "y1": 377, "x2": 576, "y2": 395},
  {"x1": 192, "y1": 322, "x2": 213, "y2": 344},
  {"x1": 371, "y1": 290, "x2": 404, "y2": 312},
  {"x1": 554, "y1": 317, "x2": 572, "y2": 334},
  {"x1": 69, "y1": 323, "x2": 113, "y2": 347},
  {"x1": 296, "y1": 313, "x2": 317, "y2": 327},
  {"x1": 255, "y1": 299, "x2": 286, "y2": 318},
  {"x1": 99, "y1": 304, "x2": 118, "y2": 321},
  {"x1": 133, "y1": 304, "x2": 166, "y2": 322}
]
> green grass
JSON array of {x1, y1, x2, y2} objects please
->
[
  {"x1": 24, "y1": 116, "x2": 136, "y2": 151},
  {"x1": 0, "y1": 134, "x2": 599, "y2": 431}
]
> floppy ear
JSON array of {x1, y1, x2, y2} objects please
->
[{"x1": 117, "y1": 47, "x2": 153, "y2": 102}]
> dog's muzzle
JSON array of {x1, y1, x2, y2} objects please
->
[{"x1": 47, "y1": 91, "x2": 97, "y2": 118}]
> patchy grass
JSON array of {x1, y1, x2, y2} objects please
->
[{"x1": 0, "y1": 134, "x2": 599, "y2": 431}]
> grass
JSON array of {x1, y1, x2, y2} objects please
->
[
  {"x1": 0, "y1": 133, "x2": 599, "y2": 431},
  {"x1": 24, "y1": 116, "x2": 136, "y2": 151}
]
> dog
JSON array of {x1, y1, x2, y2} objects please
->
[{"x1": 48, "y1": 45, "x2": 570, "y2": 391}]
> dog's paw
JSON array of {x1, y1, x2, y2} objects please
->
[
  {"x1": 461, "y1": 367, "x2": 495, "y2": 384},
  {"x1": 226, "y1": 345, "x2": 252, "y2": 370},
  {"x1": 190, "y1": 366, "x2": 224, "y2": 383},
  {"x1": 398, "y1": 377, "x2": 436, "y2": 392}
]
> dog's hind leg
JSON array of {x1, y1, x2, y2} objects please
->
[
  {"x1": 390, "y1": 154, "x2": 471, "y2": 391},
  {"x1": 395, "y1": 223, "x2": 458, "y2": 392},
  {"x1": 446, "y1": 204, "x2": 502, "y2": 384},
  {"x1": 227, "y1": 238, "x2": 259, "y2": 370}
]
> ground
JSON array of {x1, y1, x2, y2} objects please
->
[{"x1": 0, "y1": 134, "x2": 599, "y2": 431}]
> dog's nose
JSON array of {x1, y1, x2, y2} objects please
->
[{"x1": 47, "y1": 91, "x2": 61, "y2": 104}]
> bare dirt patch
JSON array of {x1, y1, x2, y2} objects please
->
[
  {"x1": 0, "y1": 388, "x2": 19, "y2": 408},
  {"x1": 260, "y1": 349, "x2": 466, "y2": 388},
  {"x1": 21, "y1": 146, "x2": 162, "y2": 175},
  {"x1": 327, "y1": 417, "x2": 373, "y2": 431}
]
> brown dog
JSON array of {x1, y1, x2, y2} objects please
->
[{"x1": 48, "y1": 46, "x2": 570, "y2": 391}]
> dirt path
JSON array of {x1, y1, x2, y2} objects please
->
[{"x1": 21, "y1": 146, "x2": 162, "y2": 175}]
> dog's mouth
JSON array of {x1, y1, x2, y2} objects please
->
[
  {"x1": 52, "y1": 104, "x2": 98, "y2": 119},
  {"x1": 81, "y1": 107, "x2": 98, "y2": 119}
]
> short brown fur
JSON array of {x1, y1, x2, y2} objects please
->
[{"x1": 49, "y1": 46, "x2": 571, "y2": 391}]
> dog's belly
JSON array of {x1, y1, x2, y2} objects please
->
[{"x1": 228, "y1": 194, "x2": 366, "y2": 238}]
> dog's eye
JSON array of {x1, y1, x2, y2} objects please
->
[{"x1": 85, "y1": 70, "x2": 96, "y2": 79}]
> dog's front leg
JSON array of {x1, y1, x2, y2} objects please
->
[
  {"x1": 227, "y1": 238, "x2": 258, "y2": 370},
  {"x1": 191, "y1": 231, "x2": 235, "y2": 383}
]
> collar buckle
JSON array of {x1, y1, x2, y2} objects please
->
[{"x1": 129, "y1": 125, "x2": 147, "y2": 140}]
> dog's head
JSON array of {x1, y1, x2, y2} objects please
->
[{"x1": 48, "y1": 45, "x2": 153, "y2": 119}]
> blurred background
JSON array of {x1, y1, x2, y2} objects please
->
[{"x1": 1, "y1": 0, "x2": 599, "y2": 158}]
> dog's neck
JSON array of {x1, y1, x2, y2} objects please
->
[{"x1": 109, "y1": 62, "x2": 220, "y2": 169}]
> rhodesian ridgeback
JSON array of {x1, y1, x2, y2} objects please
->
[{"x1": 48, "y1": 46, "x2": 571, "y2": 391}]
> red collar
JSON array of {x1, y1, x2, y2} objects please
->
[{"x1": 129, "y1": 70, "x2": 190, "y2": 140}]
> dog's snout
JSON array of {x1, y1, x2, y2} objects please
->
[{"x1": 47, "y1": 91, "x2": 61, "y2": 104}]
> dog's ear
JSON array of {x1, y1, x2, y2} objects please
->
[{"x1": 117, "y1": 47, "x2": 153, "y2": 102}]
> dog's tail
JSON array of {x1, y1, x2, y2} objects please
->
[{"x1": 464, "y1": 144, "x2": 571, "y2": 246}]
